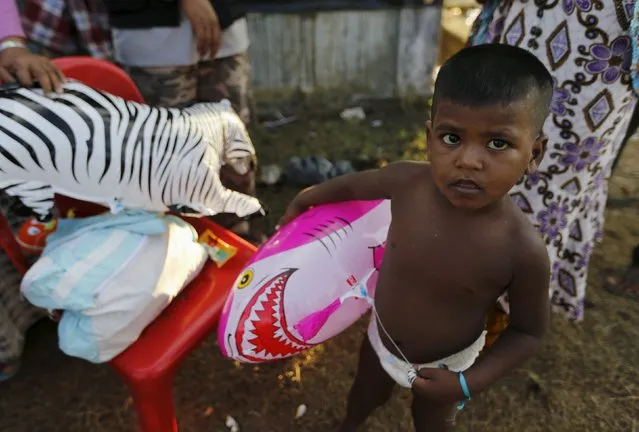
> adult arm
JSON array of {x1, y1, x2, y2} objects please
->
[
  {"x1": 0, "y1": 0, "x2": 25, "y2": 41},
  {"x1": 0, "y1": 0, "x2": 65, "y2": 93}
]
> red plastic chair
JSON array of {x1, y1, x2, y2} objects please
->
[
  {"x1": 52, "y1": 56, "x2": 145, "y2": 103},
  {"x1": 55, "y1": 195, "x2": 256, "y2": 432},
  {"x1": 47, "y1": 58, "x2": 257, "y2": 431}
]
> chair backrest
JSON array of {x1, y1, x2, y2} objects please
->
[
  {"x1": 52, "y1": 57, "x2": 145, "y2": 103},
  {"x1": 51, "y1": 57, "x2": 146, "y2": 217}
]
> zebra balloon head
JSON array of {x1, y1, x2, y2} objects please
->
[
  {"x1": 218, "y1": 99, "x2": 256, "y2": 176},
  {"x1": 182, "y1": 99, "x2": 265, "y2": 219},
  {"x1": 186, "y1": 99, "x2": 256, "y2": 176}
]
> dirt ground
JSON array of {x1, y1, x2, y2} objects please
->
[{"x1": 0, "y1": 100, "x2": 637, "y2": 432}]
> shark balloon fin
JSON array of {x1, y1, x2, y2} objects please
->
[
  {"x1": 294, "y1": 298, "x2": 341, "y2": 342},
  {"x1": 293, "y1": 268, "x2": 376, "y2": 342}
]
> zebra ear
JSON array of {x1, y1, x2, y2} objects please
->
[{"x1": 219, "y1": 99, "x2": 233, "y2": 110}]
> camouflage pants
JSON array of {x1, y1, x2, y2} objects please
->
[
  {"x1": 124, "y1": 52, "x2": 256, "y2": 125},
  {"x1": 124, "y1": 53, "x2": 260, "y2": 234}
]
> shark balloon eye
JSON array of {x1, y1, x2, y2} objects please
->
[{"x1": 237, "y1": 269, "x2": 254, "y2": 289}]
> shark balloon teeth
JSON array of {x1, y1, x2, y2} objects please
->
[{"x1": 217, "y1": 199, "x2": 391, "y2": 363}]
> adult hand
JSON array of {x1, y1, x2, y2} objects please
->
[
  {"x1": 0, "y1": 44, "x2": 65, "y2": 94},
  {"x1": 182, "y1": 0, "x2": 222, "y2": 58}
]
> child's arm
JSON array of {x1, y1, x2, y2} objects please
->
[
  {"x1": 412, "y1": 236, "x2": 549, "y2": 403},
  {"x1": 278, "y1": 161, "x2": 416, "y2": 227},
  {"x1": 464, "y1": 237, "x2": 550, "y2": 393}
]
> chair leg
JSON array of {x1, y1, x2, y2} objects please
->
[{"x1": 124, "y1": 374, "x2": 178, "y2": 432}]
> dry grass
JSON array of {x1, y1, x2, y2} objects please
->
[{"x1": 1, "y1": 100, "x2": 637, "y2": 432}]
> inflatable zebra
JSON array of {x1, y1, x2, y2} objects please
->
[{"x1": 0, "y1": 80, "x2": 264, "y2": 220}]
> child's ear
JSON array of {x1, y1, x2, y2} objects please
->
[
  {"x1": 526, "y1": 133, "x2": 547, "y2": 174},
  {"x1": 426, "y1": 120, "x2": 433, "y2": 154}
]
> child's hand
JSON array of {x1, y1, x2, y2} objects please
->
[
  {"x1": 276, "y1": 199, "x2": 307, "y2": 230},
  {"x1": 411, "y1": 368, "x2": 464, "y2": 403}
]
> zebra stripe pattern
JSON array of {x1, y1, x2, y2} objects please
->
[{"x1": 0, "y1": 81, "x2": 263, "y2": 219}]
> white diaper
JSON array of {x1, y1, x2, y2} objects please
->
[{"x1": 367, "y1": 316, "x2": 487, "y2": 388}]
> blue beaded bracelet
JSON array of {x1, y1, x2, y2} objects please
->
[{"x1": 456, "y1": 371, "x2": 472, "y2": 411}]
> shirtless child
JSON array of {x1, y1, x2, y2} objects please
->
[{"x1": 278, "y1": 44, "x2": 553, "y2": 431}]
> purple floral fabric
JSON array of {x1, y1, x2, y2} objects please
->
[{"x1": 469, "y1": 0, "x2": 637, "y2": 320}]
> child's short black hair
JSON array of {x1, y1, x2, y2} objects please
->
[{"x1": 432, "y1": 44, "x2": 554, "y2": 132}]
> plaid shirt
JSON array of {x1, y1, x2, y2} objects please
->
[{"x1": 20, "y1": 0, "x2": 113, "y2": 60}]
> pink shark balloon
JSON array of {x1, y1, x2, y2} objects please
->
[{"x1": 217, "y1": 199, "x2": 391, "y2": 363}]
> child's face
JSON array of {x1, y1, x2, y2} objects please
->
[{"x1": 426, "y1": 98, "x2": 545, "y2": 211}]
